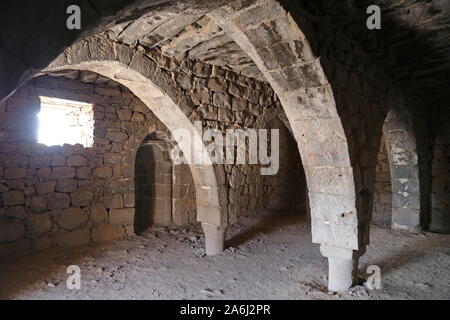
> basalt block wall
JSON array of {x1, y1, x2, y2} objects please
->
[
  {"x1": 431, "y1": 106, "x2": 450, "y2": 233},
  {"x1": 0, "y1": 53, "x2": 306, "y2": 256}
]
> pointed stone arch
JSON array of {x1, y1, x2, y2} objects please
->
[
  {"x1": 208, "y1": 0, "x2": 360, "y2": 291},
  {"x1": 383, "y1": 107, "x2": 422, "y2": 233},
  {"x1": 41, "y1": 37, "x2": 227, "y2": 255}
]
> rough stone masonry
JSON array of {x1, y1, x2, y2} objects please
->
[{"x1": 0, "y1": 0, "x2": 448, "y2": 292}]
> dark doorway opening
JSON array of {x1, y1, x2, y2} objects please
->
[{"x1": 134, "y1": 137, "x2": 173, "y2": 234}]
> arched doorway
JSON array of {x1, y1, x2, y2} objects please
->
[
  {"x1": 134, "y1": 131, "x2": 198, "y2": 234},
  {"x1": 134, "y1": 136, "x2": 173, "y2": 234},
  {"x1": 267, "y1": 117, "x2": 307, "y2": 216}
]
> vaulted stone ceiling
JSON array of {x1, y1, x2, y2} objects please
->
[
  {"x1": 105, "y1": 13, "x2": 265, "y2": 81},
  {"x1": 101, "y1": 0, "x2": 450, "y2": 104},
  {"x1": 381, "y1": 0, "x2": 450, "y2": 96},
  {"x1": 0, "y1": 0, "x2": 448, "y2": 109},
  {"x1": 297, "y1": 0, "x2": 450, "y2": 104}
]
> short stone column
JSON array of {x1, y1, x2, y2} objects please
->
[
  {"x1": 320, "y1": 245, "x2": 363, "y2": 292},
  {"x1": 201, "y1": 222, "x2": 226, "y2": 256}
]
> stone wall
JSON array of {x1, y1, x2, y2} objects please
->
[
  {"x1": 0, "y1": 51, "x2": 303, "y2": 255},
  {"x1": 430, "y1": 107, "x2": 450, "y2": 233},
  {"x1": 0, "y1": 75, "x2": 145, "y2": 255}
]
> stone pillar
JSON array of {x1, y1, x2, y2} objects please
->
[
  {"x1": 320, "y1": 245, "x2": 363, "y2": 292},
  {"x1": 201, "y1": 222, "x2": 226, "y2": 256}
]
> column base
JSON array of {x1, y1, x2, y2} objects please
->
[
  {"x1": 392, "y1": 222, "x2": 422, "y2": 234},
  {"x1": 201, "y1": 222, "x2": 226, "y2": 256},
  {"x1": 320, "y1": 245, "x2": 363, "y2": 292},
  {"x1": 429, "y1": 212, "x2": 450, "y2": 233}
]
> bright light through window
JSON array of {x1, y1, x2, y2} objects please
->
[{"x1": 38, "y1": 96, "x2": 94, "y2": 147}]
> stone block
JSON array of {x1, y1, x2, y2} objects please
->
[
  {"x1": 123, "y1": 193, "x2": 135, "y2": 208},
  {"x1": 208, "y1": 78, "x2": 227, "y2": 92},
  {"x1": 56, "y1": 229, "x2": 90, "y2": 247},
  {"x1": 304, "y1": 167, "x2": 355, "y2": 196},
  {"x1": 56, "y1": 179, "x2": 78, "y2": 193},
  {"x1": 117, "y1": 109, "x2": 132, "y2": 121},
  {"x1": 311, "y1": 218, "x2": 358, "y2": 250},
  {"x1": 47, "y1": 193, "x2": 70, "y2": 210},
  {"x1": 29, "y1": 196, "x2": 48, "y2": 213},
  {"x1": 36, "y1": 181, "x2": 57, "y2": 195},
  {"x1": 37, "y1": 167, "x2": 52, "y2": 180},
  {"x1": 2, "y1": 190, "x2": 25, "y2": 206},
  {"x1": 6, "y1": 179, "x2": 25, "y2": 190},
  {"x1": 50, "y1": 154, "x2": 66, "y2": 166},
  {"x1": 174, "y1": 72, "x2": 192, "y2": 90},
  {"x1": 213, "y1": 92, "x2": 232, "y2": 108},
  {"x1": 268, "y1": 60, "x2": 328, "y2": 92},
  {"x1": 77, "y1": 167, "x2": 91, "y2": 179},
  {"x1": 257, "y1": 42, "x2": 300, "y2": 70},
  {"x1": 67, "y1": 155, "x2": 88, "y2": 167},
  {"x1": 0, "y1": 184, "x2": 9, "y2": 192},
  {"x1": 190, "y1": 90, "x2": 210, "y2": 105},
  {"x1": 242, "y1": 15, "x2": 299, "y2": 48},
  {"x1": 0, "y1": 155, "x2": 28, "y2": 168},
  {"x1": 104, "y1": 153, "x2": 122, "y2": 165},
  {"x1": 131, "y1": 111, "x2": 145, "y2": 122},
  {"x1": 94, "y1": 166, "x2": 113, "y2": 179},
  {"x1": 299, "y1": 141, "x2": 351, "y2": 168},
  {"x1": 52, "y1": 167, "x2": 76, "y2": 179},
  {"x1": 0, "y1": 217, "x2": 25, "y2": 242},
  {"x1": 282, "y1": 85, "x2": 338, "y2": 120},
  {"x1": 392, "y1": 208, "x2": 421, "y2": 230},
  {"x1": 90, "y1": 203, "x2": 108, "y2": 225},
  {"x1": 27, "y1": 213, "x2": 52, "y2": 237},
  {"x1": 71, "y1": 190, "x2": 94, "y2": 207},
  {"x1": 91, "y1": 224, "x2": 126, "y2": 242},
  {"x1": 4, "y1": 206, "x2": 26, "y2": 219},
  {"x1": 58, "y1": 207, "x2": 88, "y2": 230},
  {"x1": 4, "y1": 168, "x2": 26, "y2": 179},
  {"x1": 109, "y1": 208, "x2": 134, "y2": 226},
  {"x1": 106, "y1": 131, "x2": 128, "y2": 142}
]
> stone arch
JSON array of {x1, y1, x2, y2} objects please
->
[
  {"x1": 40, "y1": 37, "x2": 227, "y2": 255},
  {"x1": 208, "y1": 0, "x2": 360, "y2": 290},
  {"x1": 382, "y1": 107, "x2": 421, "y2": 232}
]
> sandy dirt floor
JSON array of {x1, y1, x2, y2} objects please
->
[{"x1": 0, "y1": 212, "x2": 449, "y2": 300}]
